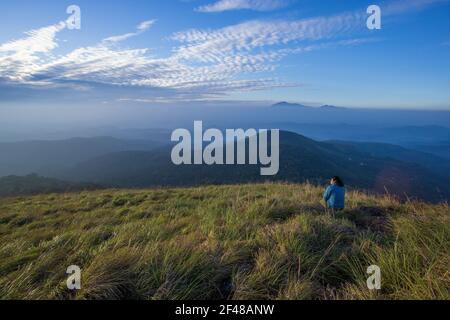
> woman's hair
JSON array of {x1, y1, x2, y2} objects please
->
[{"x1": 332, "y1": 176, "x2": 345, "y2": 187}]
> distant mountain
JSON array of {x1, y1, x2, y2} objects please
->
[
  {"x1": 410, "y1": 141, "x2": 450, "y2": 159},
  {"x1": 0, "y1": 174, "x2": 102, "y2": 198},
  {"x1": 328, "y1": 141, "x2": 450, "y2": 177},
  {"x1": 271, "y1": 102, "x2": 345, "y2": 110},
  {"x1": 268, "y1": 122, "x2": 450, "y2": 147},
  {"x1": 57, "y1": 131, "x2": 449, "y2": 202},
  {"x1": 320, "y1": 105, "x2": 345, "y2": 110},
  {"x1": 271, "y1": 102, "x2": 311, "y2": 109},
  {"x1": 0, "y1": 137, "x2": 164, "y2": 177}
]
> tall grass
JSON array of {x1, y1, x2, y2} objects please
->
[{"x1": 0, "y1": 183, "x2": 448, "y2": 300}]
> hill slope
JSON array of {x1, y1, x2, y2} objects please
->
[
  {"x1": 0, "y1": 137, "x2": 161, "y2": 177},
  {"x1": 328, "y1": 140, "x2": 450, "y2": 176},
  {"x1": 0, "y1": 183, "x2": 448, "y2": 300},
  {"x1": 0, "y1": 174, "x2": 102, "y2": 198},
  {"x1": 58, "y1": 132, "x2": 450, "y2": 202}
]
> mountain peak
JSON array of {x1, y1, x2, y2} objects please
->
[
  {"x1": 272, "y1": 102, "x2": 345, "y2": 110},
  {"x1": 271, "y1": 102, "x2": 310, "y2": 109},
  {"x1": 320, "y1": 105, "x2": 344, "y2": 110}
]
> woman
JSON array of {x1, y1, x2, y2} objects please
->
[{"x1": 323, "y1": 176, "x2": 346, "y2": 211}]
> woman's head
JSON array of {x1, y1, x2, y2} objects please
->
[{"x1": 331, "y1": 176, "x2": 344, "y2": 187}]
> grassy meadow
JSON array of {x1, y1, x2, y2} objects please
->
[{"x1": 0, "y1": 183, "x2": 448, "y2": 300}]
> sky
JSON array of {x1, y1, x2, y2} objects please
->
[{"x1": 0, "y1": 0, "x2": 450, "y2": 110}]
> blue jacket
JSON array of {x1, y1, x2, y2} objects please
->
[{"x1": 323, "y1": 185, "x2": 345, "y2": 209}]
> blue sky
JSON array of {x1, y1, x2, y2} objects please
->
[{"x1": 0, "y1": 0, "x2": 449, "y2": 109}]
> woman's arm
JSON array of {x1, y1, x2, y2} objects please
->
[{"x1": 323, "y1": 186, "x2": 332, "y2": 202}]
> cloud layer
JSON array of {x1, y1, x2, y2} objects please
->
[
  {"x1": 196, "y1": 0, "x2": 291, "y2": 13},
  {"x1": 0, "y1": 22, "x2": 66, "y2": 82},
  {"x1": 0, "y1": 0, "x2": 445, "y2": 102},
  {"x1": 0, "y1": 10, "x2": 368, "y2": 101}
]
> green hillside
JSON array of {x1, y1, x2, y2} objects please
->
[
  {"x1": 57, "y1": 132, "x2": 450, "y2": 202},
  {"x1": 0, "y1": 174, "x2": 102, "y2": 198},
  {"x1": 0, "y1": 183, "x2": 448, "y2": 300}
]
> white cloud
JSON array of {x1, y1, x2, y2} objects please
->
[
  {"x1": 102, "y1": 19, "x2": 156, "y2": 43},
  {"x1": 172, "y1": 13, "x2": 363, "y2": 57},
  {"x1": 196, "y1": 0, "x2": 291, "y2": 12},
  {"x1": 138, "y1": 20, "x2": 156, "y2": 31},
  {"x1": 0, "y1": 22, "x2": 66, "y2": 54},
  {"x1": 0, "y1": 22, "x2": 66, "y2": 82},
  {"x1": 0, "y1": 12, "x2": 368, "y2": 100}
]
